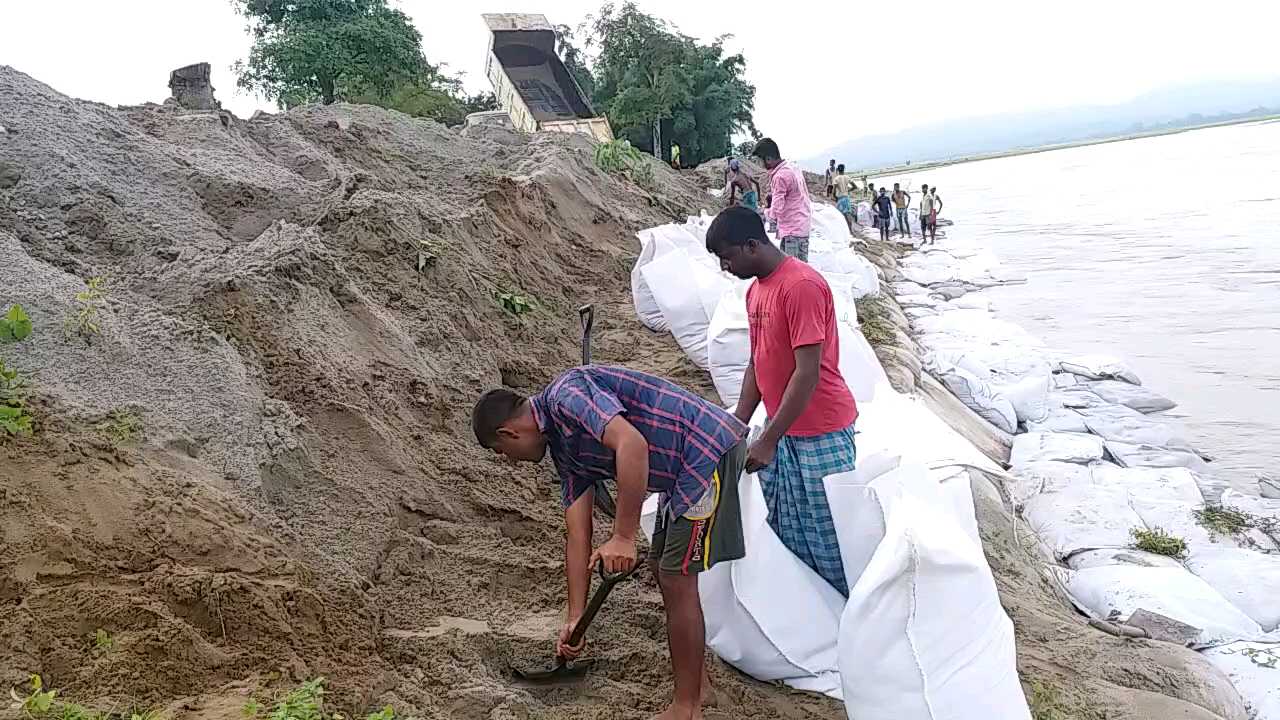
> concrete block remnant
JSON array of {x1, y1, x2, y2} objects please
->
[{"x1": 168, "y1": 63, "x2": 220, "y2": 111}]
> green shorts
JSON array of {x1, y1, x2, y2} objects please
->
[{"x1": 650, "y1": 441, "x2": 747, "y2": 576}]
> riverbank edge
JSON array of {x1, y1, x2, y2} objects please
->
[
  {"x1": 852, "y1": 115, "x2": 1280, "y2": 179},
  {"x1": 850, "y1": 226, "x2": 1249, "y2": 720}
]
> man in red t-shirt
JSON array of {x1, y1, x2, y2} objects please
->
[{"x1": 705, "y1": 206, "x2": 858, "y2": 596}]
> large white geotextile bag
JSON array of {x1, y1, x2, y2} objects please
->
[
  {"x1": 1066, "y1": 565, "x2": 1263, "y2": 646},
  {"x1": 1022, "y1": 484, "x2": 1142, "y2": 559},
  {"x1": 1010, "y1": 431, "x2": 1105, "y2": 467},
  {"x1": 1187, "y1": 548, "x2": 1280, "y2": 631},
  {"x1": 1058, "y1": 354, "x2": 1142, "y2": 385},
  {"x1": 936, "y1": 364, "x2": 1017, "y2": 433},
  {"x1": 707, "y1": 284, "x2": 750, "y2": 406},
  {"x1": 641, "y1": 249, "x2": 730, "y2": 370},
  {"x1": 828, "y1": 461, "x2": 1030, "y2": 720},
  {"x1": 1088, "y1": 380, "x2": 1177, "y2": 413},
  {"x1": 1203, "y1": 643, "x2": 1280, "y2": 720},
  {"x1": 632, "y1": 224, "x2": 704, "y2": 332}
]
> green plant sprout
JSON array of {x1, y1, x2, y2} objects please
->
[
  {"x1": 1129, "y1": 526, "x2": 1188, "y2": 559},
  {"x1": 67, "y1": 277, "x2": 107, "y2": 341}
]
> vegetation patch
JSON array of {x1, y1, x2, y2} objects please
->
[
  {"x1": 1, "y1": 304, "x2": 35, "y2": 436},
  {"x1": 95, "y1": 409, "x2": 144, "y2": 448},
  {"x1": 9, "y1": 674, "x2": 158, "y2": 720},
  {"x1": 1195, "y1": 503, "x2": 1279, "y2": 548},
  {"x1": 594, "y1": 139, "x2": 656, "y2": 188},
  {"x1": 1026, "y1": 679, "x2": 1074, "y2": 720},
  {"x1": 1130, "y1": 526, "x2": 1189, "y2": 559},
  {"x1": 496, "y1": 291, "x2": 535, "y2": 317},
  {"x1": 242, "y1": 678, "x2": 394, "y2": 720},
  {"x1": 855, "y1": 295, "x2": 897, "y2": 347},
  {"x1": 66, "y1": 277, "x2": 107, "y2": 343}
]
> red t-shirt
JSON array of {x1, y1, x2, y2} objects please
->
[{"x1": 746, "y1": 257, "x2": 858, "y2": 436}]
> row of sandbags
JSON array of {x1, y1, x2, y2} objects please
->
[
  {"x1": 630, "y1": 214, "x2": 1032, "y2": 720},
  {"x1": 898, "y1": 236, "x2": 1280, "y2": 718}
]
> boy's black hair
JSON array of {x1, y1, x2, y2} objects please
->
[
  {"x1": 837, "y1": 163, "x2": 846, "y2": 172},
  {"x1": 751, "y1": 137, "x2": 781, "y2": 162},
  {"x1": 706, "y1": 206, "x2": 770, "y2": 251},
  {"x1": 472, "y1": 388, "x2": 525, "y2": 448}
]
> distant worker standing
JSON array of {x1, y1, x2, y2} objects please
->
[
  {"x1": 928, "y1": 186, "x2": 943, "y2": 243},
  {"x1": 671, "y1": 143, "x2": 682, "y2": 170},
  {"x1": 832, "y1": 164, "x2": 855, "y2": 232},
  {"x1": 892, "y1": 183, "x2": 912, "y2": 238},
  {"x1": 825, "y1": 159, "x2": 837, "y2": 199},
  {"x1": 752, "y1": 138, "x2": 813, "y2": 262},
  {"x1": 873, "y1": 188, "x2": 893, "y2": 242},
  {"x1": 918, "y1": 184, "x2": 935, "y2": 245},
  {"x1": 726, "y1": 159, "x2": 762, "y2": 212}
]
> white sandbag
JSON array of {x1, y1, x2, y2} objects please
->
[
  {"x1": 1065, "y1": 565, "x2": 1263, "y2": 645},
  {"x1": 1051, "y1": 388, "x2": 1109, "y2": 409},
  {"x1": 810, "y1": 203, "x2": 853, "y2": 250},
  {"x1": 815, "y1": 251, "x2": 879, "y2": 298},
  {"x1": 1025, "y1": 408, "x2": 1089, "y2": 434},
  {"x1": 1203, "y1": 643, "x2": 1280, "y2": 720},
  {"x1": 1023, "y1": 484, "x2": 1143, "y2": 559},
  {"x1": 840, "y1": 324, "x2": 888, "y2": 405},
  {"x1": 642, "y1": 470, "x2": 847, "y2": 695},
  {"x1": 949, "y1": 294, "x2": 991, "y2": 311},
  {"x1": 641, "y1": 249, "x2": 730, "y2": 370},
  {"x1": 1005, "y1": 460, "x2": 1093, "y2": 509},
  {"x1": 1058, "y1": 354, "x2": 1142, "y2": 385},
  {"x1": 905, "y1": 306, "x2": 939, "y2": 321},
  {"x1": 707, "y1": 284, "x2": 751, "y2": 406},
  {"x1": 901, "y1": 265, "x2": 957, "y2": 286},
  {"x1": 856, "y1": 201, "x2": 873, "y2": 227},
  {"x1": 1260, "y1": 475, "x2": 1280, "y2": 500},
  {"x1": 1090, "y1": 464, "x2": 1206, "y2": 505},
  {"x1": 831, "y1": 468, "x2": 1030, "y2": 720},
  {"x1": 1078, "y1": 404, "x2": 1195, "y2": 451},
  {"x1": 1105, "y1": 441, "x2": 1210, "y2": 473},
  {"x1": 1219, "y1": 489, "x2": 1280, "y2": 524},
  {"x1": 1000, "y1": 374, "x2": 1051, "y2": 424},
  {"x1": 1067, "y1": 548, "x2": 1185, "y2": 571},
  {"x1": 891, "y1": 281, "x2": 930, "y2": 297},
  {"x1": 1051, "y1": 373, "x2": 1081, "y2": 389},
  {"x1": 1088, "y1": 380, "x2": 1177, "y2": 414},
  {"x1": 936, "y1": 364, "x2": 1017, "y2": 433},
  {"x1": 1010, "y1": 432, "x2": 1105, "y2": 467},
  {"x1": 632, "y1": 224, "x2": 706, "y2": 332},
  {"x1": 1187, "y1": 548, "x2": 1280, "y2": 631}
]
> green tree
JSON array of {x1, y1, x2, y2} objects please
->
[
  {"x1": 234, "y1": 0, "x2": 428, "y2": 106},
  {"x1": 581, "y1": 3, "x2": 756, "y2": 166},
  {"x1": 587, "y1": 3, "x2": 693, "y2": 159}
]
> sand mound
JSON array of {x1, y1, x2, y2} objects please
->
[{"x1": 0, "y1": 66, "x2": 835, "y2": 719}]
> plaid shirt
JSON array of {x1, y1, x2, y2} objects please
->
[{"x1": 531, "y1": 366, "x2": 748, "y2": 517}]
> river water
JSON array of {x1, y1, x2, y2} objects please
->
[{"x1": 879, "y1": 121, "x2": 1280, "y2": 493}]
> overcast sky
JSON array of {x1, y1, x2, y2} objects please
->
[{"x1": 4, "y1": 0, "x2": 1278, "y2": 158}]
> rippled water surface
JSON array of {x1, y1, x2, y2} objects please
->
[{"x1": 883, "y1": 121, "x2": 1280, "y2": 491}]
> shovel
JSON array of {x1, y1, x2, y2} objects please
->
[
  {"x1": 511, "y1": 559, "x2": 638, "y2": 686},
  {"x1": 577, "y1": 304, "x2": 618, "y2": 520}
]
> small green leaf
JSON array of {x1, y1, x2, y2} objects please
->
[{"x1": 5, "y1": 305, "x2": 32, "y2": 341}]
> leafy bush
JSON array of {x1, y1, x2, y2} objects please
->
[
  {"x1": 96, "y1": 409, "x2": 144, "y2": 447},
  {"x1": 1195, "y1": 503, "x2": 1279, "y2": 548},
  {"x1": 67, "y1": 277, "x2": 107, "y2": 341},
  {"x1": 0, "y1": 304, "x2": 34, "y2": 436},
  {"x1": 9, "y1": 675, "x2": 159, "y2": 720},
  {"x1": 594, "y1": 139, "x2": 655, "y2": 188},
  {"x1": 496, "y1": 292, "x2": 534, "y2": 316},
  {"x1": 243, "y1": 679, "x2": 394, "y2": 720},
  {"x1": 1129, "y1": 526, "x2": 1188, "y2": 559}
]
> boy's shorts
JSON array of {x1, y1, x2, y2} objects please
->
[{"x1": 650, "y1": 440, "x2": 747, "y2": 576}]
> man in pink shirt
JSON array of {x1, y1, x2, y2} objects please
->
[
  {"x1": 751, "y1": 138, "x2": 813, "y2": 262},
  {"x1": 704, "y1": 205, "x2": 858, "y2": 596}
]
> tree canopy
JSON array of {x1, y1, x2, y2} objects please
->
[
  {"x1": 234, "y1": 0, "x2": 494, "y2": 124},
  {"x1": 573, "y1": 3, "x2": 757, "y2": 165}
]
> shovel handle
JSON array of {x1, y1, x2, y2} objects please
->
[
  {"x1": 564, "y1": 559, "x2": 636, "y2": 650},
  {"x1": 578, "y1": 304, "x2": 594, "y2": 366}
]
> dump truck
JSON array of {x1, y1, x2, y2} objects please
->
[{"x1": 481, "y1": 13, "x2": 613, "y2": 142}]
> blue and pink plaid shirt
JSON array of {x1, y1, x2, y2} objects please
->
[{"x1": 530, "y1": 366, "x2": 748, "y2": 517}]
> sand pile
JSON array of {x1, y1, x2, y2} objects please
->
[{"x1": 0, "y1": 66, "x2": 837, "y2": 719}]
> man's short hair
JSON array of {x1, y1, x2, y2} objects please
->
[
  {"x1": 751, "y1": 138, "x2": 780, "y2": 162},
  {"x1": 706, "y1": 206, "x2": 769, "y2": 251},
  {"x1": 472, "y1": 388, "x2": 525, "y2": 448},
  {"x1": 837, "y1": 163, "x2": 846, "y2": 172}
]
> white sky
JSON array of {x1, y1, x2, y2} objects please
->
[{"x1": 4, "y1": 0, "x2": 1278, "y2": 158}]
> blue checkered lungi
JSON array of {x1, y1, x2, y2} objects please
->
[{"x1": 758, "y1": 426, "x2": 857, "y2": 597}]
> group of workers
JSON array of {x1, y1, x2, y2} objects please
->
[
  {"x1": 824, "y1": 159, "x2": 943, "y2": 244},
  {"x1": 472, "y1": 137, "x2": 898, "y2": 720}
]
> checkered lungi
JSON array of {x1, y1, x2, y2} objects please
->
[{"x1": 758, "y1": 425, "x2": 857, "y2": 596}]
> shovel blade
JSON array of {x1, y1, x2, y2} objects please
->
[{"x1": 511, "y1": 659, "x2": 596, "y2": 687}]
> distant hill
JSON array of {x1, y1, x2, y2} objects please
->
[{"x1": 806, "y1": 77, "x2": 1280, "y2": 171}]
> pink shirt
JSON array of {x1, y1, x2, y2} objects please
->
[
  {"x1": 765, "y1": 161, "x2": 812, "y2": 238},
  {"x1": 746, "y1": 258, "x2": 858, "y2": 436}
]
